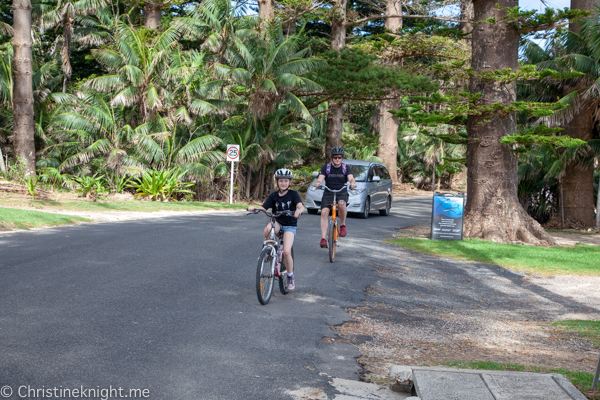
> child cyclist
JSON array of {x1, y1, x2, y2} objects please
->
[{"x1": 247, "y1": 168, "x2": 304, "y2": 290}]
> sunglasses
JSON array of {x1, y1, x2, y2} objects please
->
[{"x1": 332, "y1": 156, "x2": 343, "y2": 160}]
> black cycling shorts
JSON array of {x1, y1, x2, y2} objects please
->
[{"x1": 321, "y1": 191, "x2": 349, "y2": 210}]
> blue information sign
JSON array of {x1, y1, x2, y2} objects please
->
[{"x1": 431, "y1": 192, "x2": 465, "y2": 240}]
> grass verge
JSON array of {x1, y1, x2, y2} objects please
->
[
  {"x1": 0, "y1": 207, "x2": 90, "y2": 230},
  {"x1": 551, "y1": 320, "x2": 600, "y2": 347},
  {"x1": 386, "y1": 238, "x2": 600, "y2": 275},
  {"x1": 0, "y1": 199, "x2": 249, "y2": 213},
  {"x1": 547, "y1": 229, "x2": 598, "y2": 236},
  {"x1": 440, "y1": 361, "x2": 596, "y2": 395}
]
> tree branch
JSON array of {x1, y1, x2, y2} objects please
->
[
  {"x1": 344, "y1": 14, "x2": 467, "y2": 28},
  {"x1": 281, "y1": 2, "x2": 324, "y2": 26},
  {"x1": 518, "y1": 21, "x2": 568, "y2": 34}
]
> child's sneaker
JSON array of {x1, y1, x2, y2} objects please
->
[
  {"x1": 320, "y1": 238, "x2": 327, "y2": 248},
  {"x1": 340, "y1": 225, "x2": 347, "y2": 237},
  {"x1": 287, "y1": 275, "x2": 295, "y2": 290}
]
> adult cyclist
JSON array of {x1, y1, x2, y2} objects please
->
[{"x1": 314, "y1": 147, "x2": 357, "y2": 248}]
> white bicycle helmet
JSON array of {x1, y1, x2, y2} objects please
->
[{"x1": 274, "y1": 168, "x2": 294, "y2": 180}]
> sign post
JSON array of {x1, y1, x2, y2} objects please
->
[
  {"x1": 593, "y1": 352, "x2": 600, "y2": 390},
  {"x1": 431, "y1": 192, "x2": 465, "y2": 240},
  {"x1": 226, "y1": 144, "x2": 240, "y2": 204}
]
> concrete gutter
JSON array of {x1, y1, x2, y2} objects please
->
[{"x1": 389, "y1": 365, "x2": 588, "y2": 400}]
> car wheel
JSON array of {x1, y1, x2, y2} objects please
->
[
  {"x1": 360, "y1": 197, "x2": 370, "y2": 219},
  {"x1": 379, "y1": 196, "x2": 391, "y2": 216},
  {"x1": 307, "y1": 208, "x2": 318, "y2": 215}
]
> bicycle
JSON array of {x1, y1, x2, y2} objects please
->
[
  {"x1": 249, "y1": 209, "x2": 295, "y2": 305},
  {"x1": 320, "y1": 182, "x2": 349, "y2": 263}
]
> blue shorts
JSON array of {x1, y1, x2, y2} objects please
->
[{"x1": 279, "y1": 225, "x2": 297, "y2": 236}]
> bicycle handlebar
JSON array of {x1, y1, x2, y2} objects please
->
[
  {"x1": 248, "y1": 209, "x2": 294, "y2": 218},
  {"x1": 319, "y1": 182, "x2": 350, "y2": 193}
]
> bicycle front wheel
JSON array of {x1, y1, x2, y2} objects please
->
[
  {"x1": 256, "y1": 247, "x2": 275, "y2": 305},
  {"x1": 279, "y1": 247, "x2": 294, "y2": 295},
  {"x1": 328, "y1": 219, "x2": 336, "y2": 263}
]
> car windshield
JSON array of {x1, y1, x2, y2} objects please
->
[{"x1": 348, "y1": 165, "x2": 369, "y2": 182}]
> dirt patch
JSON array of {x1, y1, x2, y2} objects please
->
[{"x1": 330, "y1": 225, "x2": 600, "y2": 398}]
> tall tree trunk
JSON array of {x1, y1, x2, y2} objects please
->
[
  {"x1": 0, "y1": 144, "x2": 6, "y2": 172},
  {"x1": 460, "y1": 0, "x2": 474, "y2": 37},
  {"x1": 560, "y1": 182, "x2": 565, "y2": 229},
  {"x1": 558, "y1": 0, "x2": 599, "y2": 227},
  {"x1": 570, "y1": 0, "x2": 597, "y2": 33},
  {"x1": 431, "y1": 156, "x2": 436, "y2": 192},
  {"x1": 258, "y1": 164, "x2": 266, "y2": 199},
  {"x1": 464, "y1": 0, "x2": 555, "y2": 245},
  {"x1": 562, "y1": 109, "x2": 595, "y2": 227},
  {"x1": 596, "y1": 171, "x2": 600, "y2": 230},
  {"x1": 60, "y1": 3, "x2": 74, "y2": 93},
  {"x1": 144, "y1": 1, "x2": 162, "y2": 30},
  {"x1": 325, "y1": 0, "x2": 347, "y2": 155},
  {"x1": 377, "y1": 1, "x2": 402, "y2": 182},
  {"x1": 258, "y1": 0, "x2": 274, "y2": 21},
  {"x1": 245, "y1": 164, "x2": 252, "y2": 199},
  {"x1": 12, "y1": 0, "x2": 36, "y2": 176}
]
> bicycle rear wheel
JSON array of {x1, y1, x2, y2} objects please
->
[
  {"x1": 278, "y1": 247, "x2": 294, "y2": 295},
  {"x1": 328, "y1": 219, "x2": 336, "y2": 263},
  {"x1": 256, "y1": 247, "x2": 275, "y2": 305}
]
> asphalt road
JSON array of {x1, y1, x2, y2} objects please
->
[{"x1": 0, "y1": 196, "x2": 431, "y2": 400}]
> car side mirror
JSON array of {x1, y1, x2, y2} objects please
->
[
  {"x1": 373, "y1": 176, "x2": 381, "y2": 182},
  {"x1": 312, "y1": 171, "x2": 319, "y2": 177}
]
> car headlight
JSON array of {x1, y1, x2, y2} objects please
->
[
  {"x1": 349, "y1": 188, "x2": 366, "y2": 195},
  {"x1": 308, "y1": 186, "x2": 317, "y2": 192}
]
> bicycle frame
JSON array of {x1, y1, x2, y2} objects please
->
[
  {"x1": 252, "y1": 209, "x2": 292, "y2": 274},
  {"x1": 250, "y1": 209, "x2": 294, "y2": 304},
  {"x1": 263, "y1": 215, "x2": 284, "y2": 278},
  {"x1": 321, "y1": 183, "x2": 349, "y2": 236},
  {"x1": 320, "y1": 183, "x2": 349, "y2": 262}
]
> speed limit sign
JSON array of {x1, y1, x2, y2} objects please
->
[{"x1": 227, "y1": 144, "x2": 240, "y2": 162}]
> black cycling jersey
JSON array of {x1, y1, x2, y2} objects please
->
[
  {"x1": 320, "y1": 163, "x2": 353, "y2": 191},
  {"x1": 262, "y1": 190, "x2": 303, "y2": 227}
]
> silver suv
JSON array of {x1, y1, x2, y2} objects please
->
[{"x1": 304, "y1": 160, "x2": 393, "y2": 218}]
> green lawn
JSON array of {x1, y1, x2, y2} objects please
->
[
  {"x1": 440, "y1": 361, "x2": 595, "y2": 393},
  {"x1": 386, "y1": 238, "x2": 600, "y2": 275},
  {"x1": 551, "y1": 320, "x2": 600, "y2": 347},
  {"x1": 0, "y1": 199, "x2": 249, "y2": 213},
  {"x1": 547, "y1": 229, "x2": 598, "y2": 236},
  {"x1": 0, "y1": 207, "x2": 90, "y2": 230}
]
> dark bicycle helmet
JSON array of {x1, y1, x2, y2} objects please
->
[
  {"x1": 274, "y1": 168, "x2": 293, "y2": 180},
  {"x1": 330, "y1": 147, "x2": 345, "y2": 156}
]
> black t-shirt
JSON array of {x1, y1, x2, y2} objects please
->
[
  {"x1": 320, "y1": 162, "x2": 353, "y2": 191},
  {"x1": 262, "y1": 190, "x2": 303, "y2": 227}
]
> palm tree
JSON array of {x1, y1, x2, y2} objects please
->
[
  {"x1": 215, "y1": 24, "x2": 322, "y2": 122},
  {"x1": 37, "y1": 0, "x2": 108, "y2": 91},
  {"x1": 174, "y1": 0, "x2": 256, "y2": 66},
  {"x1": 12, "y1": 0, "x2": 36, "y2": 175},
  {"x1": 82, "y1": 20, "x2": 181, "y2": 123},
  {"x1": 215, "y1": 116, "x2": 263, "y2": 199},
  {"x1": 48, "y1": 93, "x2": 224, "y2": 182},
  {"x1": 521, "y1": 21, "x2": 600, "y2": 228},
  {"x1": 48, "y1": 93, "x2": 160, "y2": 174}
]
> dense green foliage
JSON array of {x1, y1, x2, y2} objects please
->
[{"x1": 1, "y1": 0, "x2": 599, "y2": 211}]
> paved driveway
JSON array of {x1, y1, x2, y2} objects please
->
[{"x1": 0, "y1": 197, "x2": 431, "y2": 400}]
